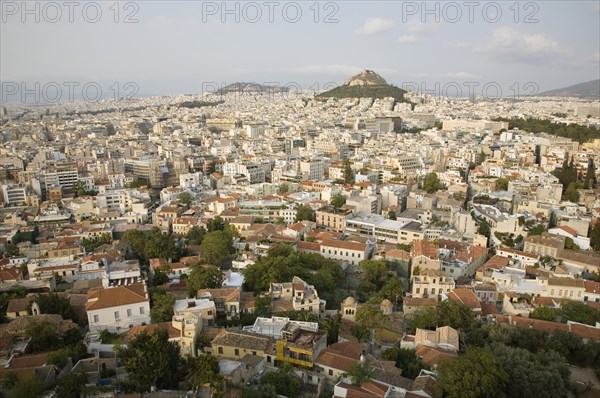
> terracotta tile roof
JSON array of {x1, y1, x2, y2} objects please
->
[
  {"x1": 385, "y1": 249, "x2": 411, "y2": 261},
  {"x1": 85, "y1": 283, "x2": 148, "y2": 311},
  {"x1": 321, "y1": 240, "x2": 366, "y2": 251},
  {"x1": 584, "y1": 280, "x2": 600, "y2": 294},
  {"x1": 447, "y1": 288, "x2": 481, "y2": 310},
  {"x1": 126, "y1": 322, "x2": 180, "y2": 340},
  {"x1": 316, "y1": 341, "x2": 363, "y2": 372},
  {"x1": 558, "y1": 226, "x2": 578, "y2": 237},
  {"x1": 297, "y1": 241, "x2": 320, "y2": 252},
  {"x1": 482, "y1": 254, "x2": 508, "y2": 269},
  {"x1": 415, "y1": 345, "x2": 458, "y2": 367},
  {"x1": 413, "y1": 240, "x2": 438, "y2": 259}
]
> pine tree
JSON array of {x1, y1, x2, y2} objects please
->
[{"x1": 584, "y1": 157, "x2": 597, "y2": 189}]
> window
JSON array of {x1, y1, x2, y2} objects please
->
[
  {"x1": 252, "y1": 351, "x2": 257, "y2": 356},
  {"x1": 218, "y1": 347, "x2": 223, "y2": 354},
  {"x1": 139, "y1": 307, "x2": 145, "y2": 314},
  {"x1": 416, "y1": 288, "x2": 420, "y2": 294},
  {"x1": 114, "y1": 311, "x2": 120, "y2": 320},
  {"x1": 329, "y1": 369, "x2": 333, "y2": 376},
  {"x1": 127, "y1": 309, "x2": 132, "y2": 317},
  {"x1": 235, "y1": 349, "x2": 239, "y2": 356},
  {"x1": 93, "y1": 315, "x2": 99, "y2": 323}
]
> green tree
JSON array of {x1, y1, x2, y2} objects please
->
[
  {"x1": 295, "y1": 204, "x2": 314, "y2": 222},
  {"x1": 320, "y1": 312, "x2": 341, "y2": 345},
  {"x1": 200, "y1": 230, "x2": 233, "y2": 266},
  {"x1": 591, "y1": 221, "x2": 600, "y2": 251},
  {"x1": 380, "y1": 278, "x2": 404, "y2": 306},
  {"x1": 26, "y1": 320, "x2": 63, "y2": 352},
  {"x1": 35, "y1": 293, "x2": 78, "y2": 323},
  {"x1": 0, "y1": 372, "x2": 18, "y2": 389},
  {"x1": 387, "y1": 210, "x2": 397, "y2": 220},
  {"x1": 477, "y1": 219, "x2": 491, "y2": 239},
  {"x1": 381, "y1": 348, "x2": 428, "y2": 379},
  {"x1": 188, "y1": 264, "x2": 224, "y2": 294},
  {"x1": 150, "y1": 292, "x2": 175, "y2": 323},
  {"x1": 422, "y1": 172, "x2": 446, "y2": 194},
  {"x1": 56, "y1": 372, "x2": 87, "y2": 398},
  {"x1": 584, "y1": 157, "x2": 597, "y2": 189},
  {"x1": 185, "y1": 354, "x2": 222, "y2": 390},
  {"x1": 208, "y1": 216, "x2": 225, "y2": 232},
  {"x1": 9, "y1": 373, "x2": 44, "y2": 398},
  {"x1": 561, "y1": 301, "x2": 600, "y2": 325},
  {"x1": 564, "y1": 181, "x2": 582, "y2": 202},
  {"x1": 254, "y1": 295, "x2": 273, "y2": 317},
  {"x1": 152, "y1": 268, "x2": 170, "y2": 287},
  {"x1": 355, "y1": 304, "x2": 390, "y2": 331},
  {"x1": 490, "y1": 343, "x2": 569, "y2": 398},
  {"x1": 530, "y1": 306, "x2": 561, "y2": 322},
  {"x1": 260, "y1": 370, "x2": 301, "y2": 398},
  {"x1": 412, "y1": 300, "x2": 475, "y2": 332},
  {"x1": 347, "y1": 361, "x2": 371, "y2": 386},
  {"x1": 177, "y1": 192, "x2": 193, "y2": 206},
  {"x1": 343, "y1": 158, "x2": 355, "y2": 184},
  {"x1": 330, "y1": 193, "x2": 346, "y2": 209},
  {"x1": 116, "y1": 329, "x2": 181, "y2": 392},
  {"x1": 495, "y1": 177, "x2": 509, "y2": 191},
  {"x1": 186, "y1": 226, "x2": 206, "y2": 246},
  {"x1": 436, "y1": 347, "x2": 508, "y2": 398},
  {"x1": 564, "y1": 236, "x2": 580, "y2": 250}
]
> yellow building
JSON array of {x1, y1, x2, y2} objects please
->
[{"x1": 211, "y1": 330, "x2": 274, "y2": 363}]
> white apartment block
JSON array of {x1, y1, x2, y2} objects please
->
[
  {"x1": 320, "y1": 240, "x2": 370, "y2": 267},
  {"x1": 86, "y1": 283, "x2": 150, "y2": 333},
  {"x1": 300, "y1": 160, "x2": 326, "y2": 181}
]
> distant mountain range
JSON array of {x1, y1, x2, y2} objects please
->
[
  {"x1": 317, "y1": 70, "x2": 409, "y2": 103},
  {"x1": 538, "y1": 79, "x2": 600, "y2": 99},
  {"x1": 217, "y1": 82, "x2": 289, "y2": 95}
]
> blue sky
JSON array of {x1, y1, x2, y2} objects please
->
[{"x1": 1, "y1": 1, "x2": 599, "y2": 97}]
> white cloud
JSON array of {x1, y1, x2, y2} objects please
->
[
  {"x1": 475, "y1": 27, "x2": 572, "y2": 65},
  {"x1": 397, "y1": 21, "x2": 440, "y2": 43},
  {"x1": 398, "y1": 35, "x2": 417, "y2": 43},
  {"x1": 355, "y1": 18, "x2": 395, "y2": 35}
]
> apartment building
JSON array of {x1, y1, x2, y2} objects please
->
[{"x1": 411, "y1": 270, "x2": 455, "y2": 301}]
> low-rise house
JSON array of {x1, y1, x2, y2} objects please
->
[
  {"x1": 270, "y1": 276, "x2": 324, "y2": 314},
  {"x1": 320, "y1": 239, "x2": 371, "y2": 267},
  {"x1": 242, "y1": 316, "x2": 327, "y2": 368},
  {"x1": 173, "y1": 298, "x2": 216, "y2": 326},
  {"x1": 197, "y1": 287, "x2": 240, "y2": 318},
  {"x1": 211, "y1": 330, "x2": 274, "y2": 363},
  {"x1": 403, "y1": 297, "x2": 437, "y2": 318},
  {"x1": 5, "y1": 298, "x2": 32, "y2": 319},
  {"x1": 547, "y1": 277, "x2": 585, "y2": 301},
  {"x1": 85, "y1": 283, "x2": 150, "y2": 333}
]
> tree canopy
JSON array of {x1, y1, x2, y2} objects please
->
[
  {"x1": 200, "y1": 230, "x2": 234, "y2": 266},
  {"x1": 422, "y1": 172, "x2": 446, "y2": 194},
  {"x1": 116, "y1": 329, "x2": 181, "y2": 392},
  {"x1": 436, "y1": 347, "x2": 508, "y2": 398},
  {"x1": 188, "y1": 264, "x2": 224, "y2": 294}
]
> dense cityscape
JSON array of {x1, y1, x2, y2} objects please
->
[{"x1": 1, "y1": 2, "x2": 600, "y2": 398}]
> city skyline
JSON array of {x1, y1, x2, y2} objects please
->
[{"x1": 1, "y1": 1, "x2": 599, "y2": 98}]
